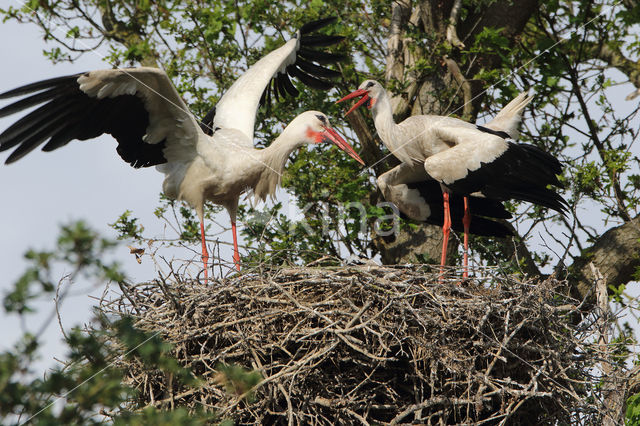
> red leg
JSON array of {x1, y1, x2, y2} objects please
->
[
  {"x1": 200, "y1": 221, "x2": 209, "y2": 280},
  {"x1": 440, "y1": 192, "x2": 451, "y2": 279},
  {"x1": 231, "y1": 221, "x2": 241, "y2": 272},
  {"x1": 462, "y1": 196, "x2": 471, "y2": 279}
]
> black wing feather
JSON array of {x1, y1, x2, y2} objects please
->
[
  {"x1": 199, "y1": 105, "x2": 217, "y2": 136},
  {"x1": 299, "y1": 17, "x2": 337, "y2": 35},
  {"x1": 278, "y1": 73, "x2": 300, "y2": 97},
  {"x1": 0, "y1": 73, "x2": 84, "y2": 99},
  {"x1": 446, "y1": 142, "x2": 568, "y2": 214},
  {"x1": 476, "y1": 124, "x2": 511, "y2": 140},
  {"x1": 0, "y1": 84, "x2": 76, "y2": 118},
  {"x1": 297, "y1": 47, "x2": 346, "y2": 65},
  {"x1": 0, "y1": 96, "x2": 78, "y2": 146},
  {"x1": 271, "y1": 78, "x2": 282, "y2": 102},
  {"x1": 0, "y1": 73, "x2": 167, "y2": 168},
  {"x1": 402, "y1": 179, "x2": 513, "y2": 237},
  {"x1": 259, "y1": 18, "x2": 344, "y2": 107},
  {"x1": 259, "y1": 84, "x2": 268, "y2": 107},
  {"x1": 300, "y1": 34, "x2": 345, "y2": 47},
  {"x1": 6, "y1": 115, "x2": 80, "y2": 163},
  {"x1": 295, "y1": 57, "x2": 341, "y2": 79},
  {"x1": 287, "y1": 66, "x2": 333, "y2": 91},
  {"x1": 1, "y1": 107, "x2": 80, "y2": 154},
  {"x1": 264, "y1": 80, "x2": 273, "y2": 106},
  {"x1": 275, "y1": 74, "x2": 288, "y2": 101},
  {"x1": 407, "y1": 179, "x2": 512, "y2": 220}
]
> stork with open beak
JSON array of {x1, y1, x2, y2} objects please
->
[
  {"x1": 338, "y1": 80, "x2": 566, "y2": 278},
  {"x1": 0, "y1": 18, "x2": 363, "y2": 279}
]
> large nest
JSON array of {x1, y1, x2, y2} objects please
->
[{"x1": 101, "y1": 266, "x2": 608, "y2": 424}]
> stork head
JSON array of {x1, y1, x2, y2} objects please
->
[
  {"x1": 293, "y1": 111, "x2": 364, "y2": 165},
  {"x1": 336, "y1": 80, "x2": 384, "y2": 116}
]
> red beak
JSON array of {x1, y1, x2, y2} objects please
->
[
  {"x1": 336, "y1": 89, "x2": 370, "y2": 116},
  {"x1": 321, "y1": 125, "x2": 365, "y2": 165}
]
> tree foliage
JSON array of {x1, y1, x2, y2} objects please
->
[{"x1": 2, "y1": 0, "x2": 640, "y2": 423}]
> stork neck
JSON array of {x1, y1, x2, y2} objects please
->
[
  {"x1": 371, "y1": 91, "x2": 400, "y2": 147},
  {"x1": 250, "y1": 128, "x2": 307, "y2": 202},
  {"x1": 261, "y1": 130, "x2": 306, "y2": 175}
]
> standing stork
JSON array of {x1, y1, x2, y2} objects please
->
[
  {"x1": 0, "y1": 18, "x2": 364, "y2": 279},
  {"x1": 338, "y1": 80, "x2": 567, "y2": 278}
]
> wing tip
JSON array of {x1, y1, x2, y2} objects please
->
[
  {"x1": 0, "y1": 73, "x2": 83, "y2": 100},
  {"x1": 299, "y1": 16, "x2": 338, "y2": 35}
]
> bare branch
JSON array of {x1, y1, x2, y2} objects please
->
[{"x1": 568, "y1": 214, "x2": 640, "y2": 301}]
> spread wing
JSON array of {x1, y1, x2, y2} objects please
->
[
  {"x1": 0, "y1": 67, "x2": 204, "y2": 167},
  {"x1": 203, "y1": 17, "x2": 345, "y2": 142}
]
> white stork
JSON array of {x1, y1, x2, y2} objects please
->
[
  {"x1": 338, "y1": 80, "x2": 567, "y2": 278},
  {"x1": 0, "y1": 18, "x2": 363, "y2": 279}
]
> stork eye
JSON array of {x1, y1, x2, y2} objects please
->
[
  {"x1": 315, "y1": 114, "x2": 327, "y2": 125},
  {"x1": 365, "y1": 81, "x2": 375, "y2": 88}
]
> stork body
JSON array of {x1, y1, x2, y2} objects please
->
[
  {"x1": 0, "y1": 19, "x2": 363, "y2": 278},
  {"x1": 339, "y1": 80, "x2": 566, "y2": 277}
]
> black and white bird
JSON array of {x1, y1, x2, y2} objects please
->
[
  {"x1": 0, "y1": 18, "x2": 363, "y2": 279},
  {"x1": 338, "y1": 80, "x2": 567, "y2": 277}
]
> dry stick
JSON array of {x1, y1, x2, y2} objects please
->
[
  {"x1": 151, "y1": 386, "x2": 202, "y2": 408},
  {"x1": 156, "y1": 272, "x2": 181, "y2": 313},
  {"x1": 342, "y1": 408, "x2": 370, "y2": 426},
  {"x1": 390, "y1": 396, "x2": 479, "y2": 425},
  {"x1": 222, "y1": 287, "x2": 379, "y2": 414},
  {"x1": 335, "y1": 333, "x2": 393, "y2": 362},
  {"x1": 249, "y1": 348, "x2": 293, "y2": 426},
  {"x1": 54, "y1": 277, "x2": 71, "y2": 343},
  {"x1": 115, "y1": 281, "x2": 141, "y2": 315},
  {"x1": 218, "y1": 343, "x2": 340, "y2": 417},
  {"x1": 497, "y1": 361, "x2": 549, "y2": 426}
]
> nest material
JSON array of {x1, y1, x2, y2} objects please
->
[{"x1": 102, "y1": 266, "x2": 606, "y2": 425}]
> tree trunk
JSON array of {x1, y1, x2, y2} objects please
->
[{"x1": 567, "y1": 215, "x2": 640, "y2": 302}]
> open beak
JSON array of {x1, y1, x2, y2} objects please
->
[
  {"x1": 322, "y1": 125, "x2": 365, "y2": 165},
  {"x1": 336, "y1": 89, "x2": 370, "y2": 116}
]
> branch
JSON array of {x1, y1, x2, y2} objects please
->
[
  {"x1": 343, "y1": 109, "x2": 386, "y2": 177},
  {"x1": 442, "y1": 55, "x2": 473, "y2": 118},
  {"x1": 562, "y1": 53, "x2": 632, "y2": 222},
  {"x1": 471, "y1": 0, "x2": 539, "y2": 39},
  {"x1": 385, "y1": 0, "x2": 417, "y2": 119},
  {"x1": 501, "y1": 222, "x2": 543, "y2": 278},
  {"x1": 568, "y1": 214, "x2": 640, "y2": 301},
  {"x1": 98, "y1": 1, "x2": 159, "y2": 67},
  {"x1": 584, "y1": 41, "x2": 640, "y2": 99},
  {"x1": 385, "y1": 0, "x2": 412, "y2": 83},
  {"x1": 446, "y1": 0, "x2": 465, "y2": 48}
]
